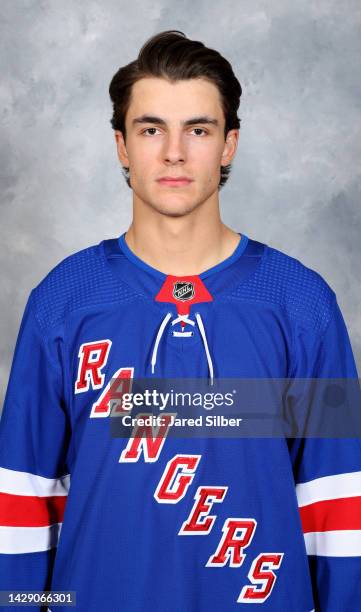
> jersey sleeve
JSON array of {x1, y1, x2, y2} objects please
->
[
  {"x1": 288, "y1": 294, "x2": 361, "y2": 611},
  {"x1": 0, "y1": 290, "x2": 71, "y2": 610}
]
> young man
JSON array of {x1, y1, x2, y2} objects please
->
[{"x1": 0, "y1": 30, "x2": 360, "y2": 611}]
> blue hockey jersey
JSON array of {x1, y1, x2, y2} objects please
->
[{"x1": 0, "y1": 232, "x2": 360, "y2": 611}]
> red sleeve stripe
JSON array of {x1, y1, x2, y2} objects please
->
[
  {"x1": 0, "y1": 492, "x2": 67, "y2": 527},
  {"x1": 299, "y1": 496, "x2": 361, "y2": 533}
]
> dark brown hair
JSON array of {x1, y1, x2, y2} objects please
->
[{"x1": 109, "y1": 30, "x2": 242, "y2": 189}]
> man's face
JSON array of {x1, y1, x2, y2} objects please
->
[{"x1": 115, "y1": 77, "x2": 239, "y2": 217}]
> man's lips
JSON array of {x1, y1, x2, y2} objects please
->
[{"x1": 157, "y1": 177, "x2": 193, "y2": 186}]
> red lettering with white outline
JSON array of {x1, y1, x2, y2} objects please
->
[
  {"x1": 154, "y1": 455, "x2": 202, "y2": 503},
  {"x1": 119, "y1": 413, "x2": 176, "y2": 463},
  {"x1": 206, "y1": 518, "x2": 257, "y2": 567},
  {"x1": 237, "y1": 552, "x2": 284, "y2": 603},
  {"x1": 90, "y1": 367, "x2": 134, "y2": 417},
  {"x1": 77, "y1": 345, "x2": 286, "y2": 605},
  {"x1": 75, "y1": 339, "x2": 112, "y2": 393},
  {"x1": 179, "y1": 486, "x2": 228, "y2": 535}
]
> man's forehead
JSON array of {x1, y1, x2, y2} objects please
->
[{"x1": 128, "y1": 77, "x2": 223, "y2": 119}]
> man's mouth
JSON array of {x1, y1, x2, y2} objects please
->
[{"x1": 157, "y1": 177, "x2": 193, "y2": 187}]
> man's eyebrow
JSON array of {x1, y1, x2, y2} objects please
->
[{"x1": 132, "y1": 115, "x2": 219, "y2": 127}]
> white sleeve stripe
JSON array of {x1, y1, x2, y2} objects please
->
[
  {"x1": 296, "y1": 471, "x2": 361, "y2": 507},
  {"x1": 0, "y1": 523, "x2": 63, "y2": 554},
  {"x1": 0, "y1": 467, "x2": 70, "y2": 497},
  {"x1": 303, "y1": 530, "x2": 361, "y2": 557}
]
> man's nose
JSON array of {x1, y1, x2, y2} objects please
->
[{"x1": 163, "y1": 132, "x2": 186, "y2": 163}]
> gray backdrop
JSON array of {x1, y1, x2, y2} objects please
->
[{"x1": 1, "y1": 0, "x2": 360, "y2": 409}]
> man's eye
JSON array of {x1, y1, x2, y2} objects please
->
[
  {"x1": 141, "y1": 127, "x2": 208, "y2": 136},
  {"x1": 142, "y1": 128, "x2": 160, "y2": 136},
  {"x1": 192, "y1": 128, "x2": 207, "y2": 136}
]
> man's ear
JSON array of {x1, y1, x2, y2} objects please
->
[
  {"x1": 221, "y1": 129, "x2": 239, "y2": 166},
  {"x1": 114, "y1": 130, "x2": 129, "y2": 167}
]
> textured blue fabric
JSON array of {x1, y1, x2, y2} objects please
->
[{"x1": 0, "y1": 233, "x2": 359, "y2": 611}]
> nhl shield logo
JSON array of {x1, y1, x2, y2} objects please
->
[{"x1": 173, "y1": 281, "x2": 195, "y2": 302}]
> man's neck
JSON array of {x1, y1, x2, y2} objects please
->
[{"x1": 124, "y1": 220, "x2": 241, "y2": 277}]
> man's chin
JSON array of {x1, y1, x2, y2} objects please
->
[
  {"x1": 149, "y1": 201, "x2": 200, "y2": 218},
  {"x1": 153, "y1": 204, "x2": 197, "y2": 217}
]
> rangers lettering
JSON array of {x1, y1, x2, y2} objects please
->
[
  {"x1": 75, "y1": 339, "x2": 112, "y2": 393},
  {"x1": 90, "y1": 367, "x2": 134, "y2": 417},
  {"x1": 179, "y1": 486, "x2": 228, "y2": 535},
  {"x1": 237, "y1": 553, "x2": 284, "y2": 603},
  {"x1": 119, "y1": 413, "x2": 176, "y2": 463},
  {"x1": 154, "y1": 455, "x2": 202, "y2": 503},
  {"x1": 206, "y1": 518, "x2": 257, "y2": 567}
]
